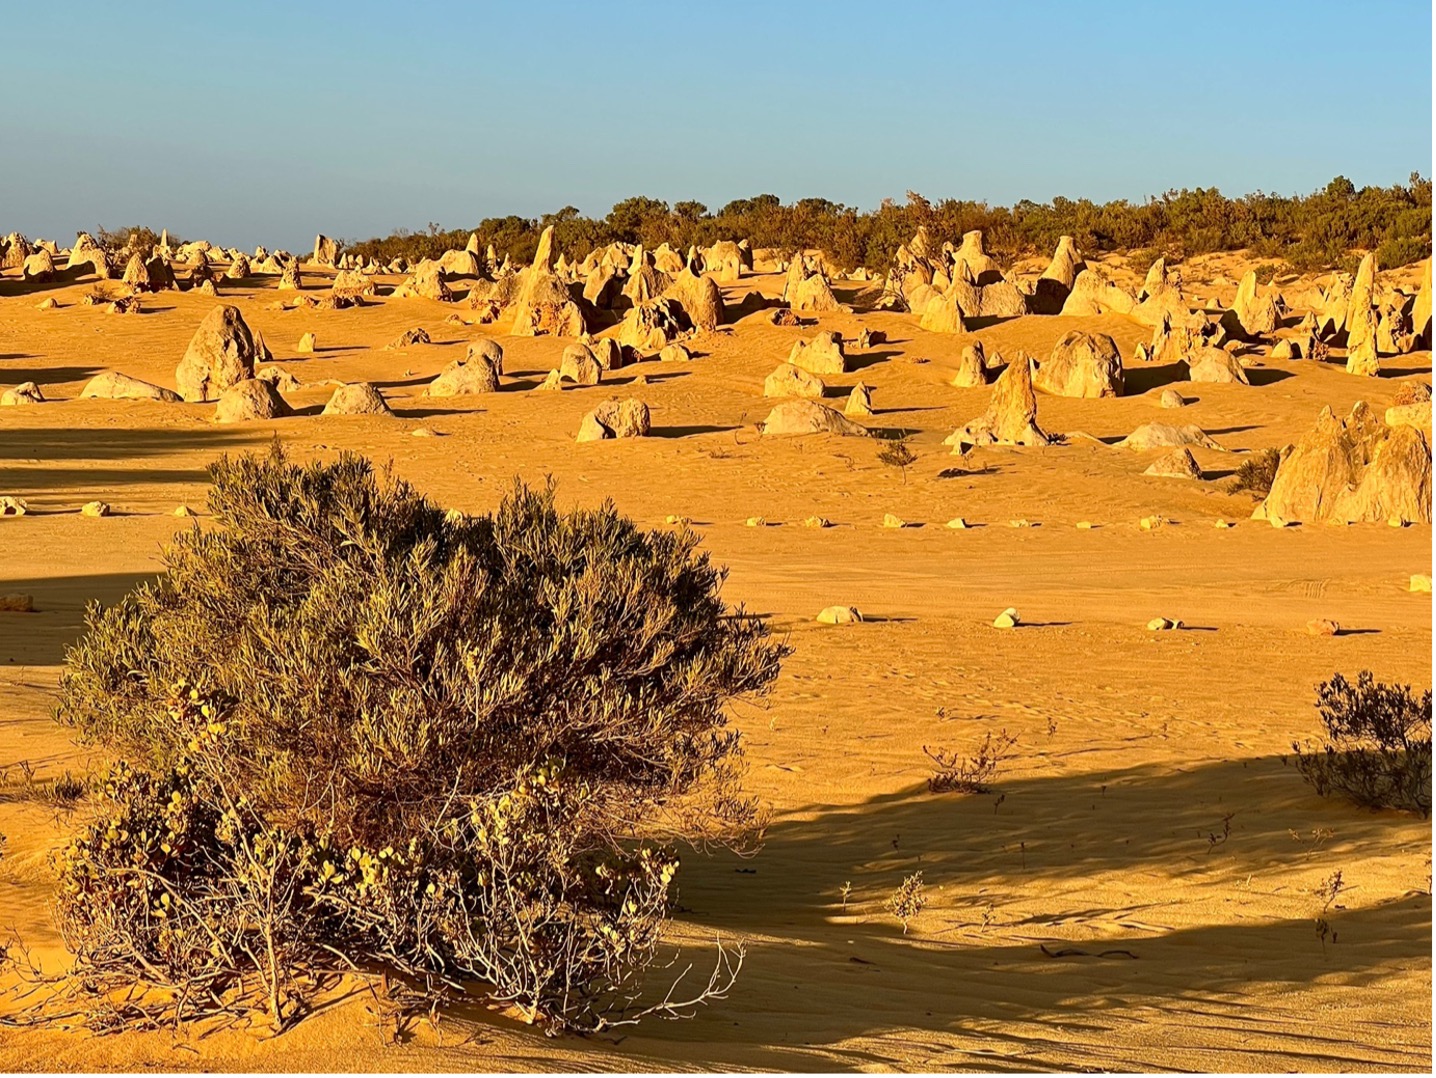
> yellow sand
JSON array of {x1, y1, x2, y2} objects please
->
[{"x1": 0, "y1": 252, "x2": 1430, "y2": 1071}]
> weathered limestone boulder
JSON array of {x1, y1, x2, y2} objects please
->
[
  {"x1": 1184, "y1": 346, "x2": 1250, "y2": 385},
  {"x1": 1159, "y1": 388, "x2": 1187, "y2": 409},
  {"x1": 1376, "y1": 299, "x2": 1414, "y2": 355},
  {"x1": 1060, "y1": 267, "x2": 1137, "y2": 316},
  {"x1": 951, "y1": 343, "x2": 989, "y2": 388},
  {"x1": 466, "y1": 337, "x2": 504, "y2": 375},
  {"x1": 121, "y1": 252, "x2": 152, "y2": 291},
  {"x1": 22, "y1": 249, "x2": 55, "y2": 281},
  {"x1": 225, "y1": 254, "x2": 252, "y2": 280},
  {"x1": 845, "y1": 383, "x2": 874, "y2": 416},
  {"x1": 1386, "y1": 400, "x2": 1432, "y2": 434},
  {"x1": 588, "y1": 338, "x2": 625, "y2": 372},
  {"x1": 332, "y1": 269, "x2": 376, "y2": 298},
  {"x1": 1118, "y1": 422, "x2": 1224, "y2": 451},
  {"x1": 297, "y1": 332, "x2": 317, "y2": 353},
  {"x1": 945, "y1": 352, "x2": 1051, "y2": 449},
  {"x1": 313, "y1": 235, "x2": 339, "y2": 266},
  {"x1": 176, "y1": 305, "x2": 258, "y2": 402},
  {"x1": 438, "y1": 248, "x2": 480, "y2": 277},
  {"x1": 509, "y1": 226, "x2": 586, "y2": 336},
  {"x1": 760, "y1": 399, "x2": 869, "y2": 436},
  {"x1": 1345, "y1": 254, "x2": 1380, "y2": 376},
  {"x1": 1, "y1": 382, "x2": 44, "y2": 406},
  {"x1": 576, "y1": 398, "x2": 651, "y2": 441},
  {"x1": 1256, "y1": 402, "x2": 1431, "y2": 524},
  {"x1": 1031, "y1": 236, "x2": 1085, "y2": 313},
  {"x1": 618, "y1": 298, "x2": 685, "y2": 350},
  {"x1": 322, "y1": 382, "x2": 393, "y2": 416},
  {"x1": 952, "y1": 230, "x2": 1002, "y2": 285},
  {"x1": 659, "y1": 343, "x2": 692, "y2": 363},
  {"x1": 663, "y1": 267, "x2": 724, "y2": 330},
  {"x1": 1143, "y1": 447, "x2": 1202, "y2": 479},
  {"x1": 256, "y1": 365, "x2": 302, "y2": 392},
  {"x1": 790, "y1": 273, "x2": 843, "y2": 312},
  {"x1": 764, "y1": 364, "x2": 826, "y2": 399},
  {"x1": 788, "y1": 330, "x2": 848, "y2": 375},
  {"x1": 973, "y1": 279, "x2": 1029, "y2": 319},
  {"x1": 214, "y1": 379, "x2": 292, "y2": 423},
  {"x1": 425, "y1": 354, "x2": 499, "y2": 396},
  {"x1": 1219, "y1": 270, "x2": 1280, "y2": 339},
  {"x1": 80, "y1": 371, "x2": 181, "y2": 402},
  {"x1": 278, "y1": 261, "x2": 303, "y2": 291},
  {"x1": 66, "y1": 233, "x2": 111, "y2": 277},
  {"x1": 918, "y1": 291, "x2": 970, "y2": 333},
  {"x1": 1034, "y1": 331, "x2": 1124, "y2": 398},
  {"x1": 582, "y1": 264, "x2": 622, "y2": 308},
  {"x1": 560, "y1": 344, "x2": 603, "y2": 385},
  {"x1": 400, "y1": 261, "x2": 453, "y2": 302},
  {"x1": 1413, "y1": 258, "x2": 1432, "y2": 349},
  {"x1": 1133, "y1": 257, "x2": 1189, "y2": 328},
  {"x1": 704, "y1": 239, "x2": 746, "y2": 282},
  {"x1": 1, "y1": 232, "x2": 31, "y2": 270},
  {"x1": 385, "y1": 327, "x2": 431, "y2": 350}
]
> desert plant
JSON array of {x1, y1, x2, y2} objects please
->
[
  {"x1": 885, "y1": 872, "x2": 927, "y2": 933},
  {"x1": 924, "y1": 730, "x2": 1018, "y2": 794},
  {"x1": 48, "y1": 445, "x2": 788, "y2": 1033},
  {"x1": 876, "y1": 436, "x2": 917, "y2": 483},
  {"x1": 1292, "y1": 671, "x2": 1432, "y2": 815},
  {"x1": 1227, "y1": 447, "x2": 1283, "y2": 498}
]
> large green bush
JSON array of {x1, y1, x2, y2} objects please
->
[
  {"x1": 340, "y1": 175, "x2": 1431, "y2": 273},
  {"x1": 53, "y1": 446, "x2": 787, "y2": 1032}
]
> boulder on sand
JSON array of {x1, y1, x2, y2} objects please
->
[
  {"x1": 945, "y1": 352, "x2": 1051, "y2": 449},
  {"x1": 760, "y1": 399, "x2": 869, "y2": 436},
  {"x1": 1034, "y1": 331, "x2": 1124, "y2": 398},
  {"x1": 1, "y1": 382, "x2": 44, "y2": 406},
  {"x1": 788, "y1": 330, "x2": 848, "y2": 375},
  {"x1": 322, "y1": 382, "x2": 393, "y2": 416},
  {"x1": 1030, "y1": 236, "x2": 1085, "y2": 313},
  {"x1": 1118, "y1": 422, "x2": 1224, "y2": 451},
  {"x1": 175, "y1": 305, "x2": 258, "y2": 402},
  {"x1": 576, "y1": 398, "x2": 651, "y2": 441},
  {"x1": 1184, "y1": 346, "x2": 1250, "y2": 385},
  {"x1": 1143, "y1": 447, "x2": 1203, "y2": 479},
  {"x1": 560, "y1": 344, "x2": 603, "y2": 385},
  {"x1": 1256, "y1": 401, "x2": 1431, "y2": 524},
  {"x1": 425, "y1": 354, "x2": 499, "y2": 396},
  {"x1": 1220, "y1": 270, "x2": 1280, "y2": 339},
  {"x1": 214, "y1": 379, "x2": 292, "y2": 423},
  {"x1": 951, "y1": 343, "x2": 989, "y2": 388},
  {"x1": 80, "y1": 370, "x2": 181, "y2": 402},
  {"x1": 764, "y1": 364, "x2": 826, "y2": 399}
]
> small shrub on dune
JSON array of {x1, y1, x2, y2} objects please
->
[
  {"x1": 1293, "y1": 671, "x2": 1432, "y2": 816},
  {"x1": 50, "y1": 445, "x2": 788, "y2": 1033},
  {"x1": 1227, "y1": 447, "x2": 1284, "y2": 498}
]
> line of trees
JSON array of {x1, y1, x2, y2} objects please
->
[{"x1": 340, "y1": 175, "x2": 1432, "y2": 274}]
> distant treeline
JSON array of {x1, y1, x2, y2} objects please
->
[{"x1": 337, "y1": 175, "x2": 1432, "y2": 275}]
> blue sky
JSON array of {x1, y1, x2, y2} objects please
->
[{"x1": 3, "y1": 0, "x2": 1430, "y2": 248}]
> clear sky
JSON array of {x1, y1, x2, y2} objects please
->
[{"x1": 4, "y1": 0, "x2": 1431, "y2": 249}]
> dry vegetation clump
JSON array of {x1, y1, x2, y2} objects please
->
[
  {"x1": 42, "y1": 446, "x2": 788, "y2": 1034},
  {"x1": 884, "y1": 872, "x2": 927, "y2": 934},
  {"x1": 924, "y1": 730, "x2": 1017, "y2": 794},
  {"x1": 1292, "y1": 671, "x2": 1432, "y2": 815},
  {"x1": 1227, "y1": 447, "x2": 1285, "y2": 498}
]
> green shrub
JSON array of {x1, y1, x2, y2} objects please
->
[
  {"x1": 52, "y1": 446, "x2": 787, "y2": 1032},
  {"x1": 1227, "y1": 447, "x2": 1284, "y2": 498},
  {"x1": 1293, "y1": 671, "x2": 1432, "y2": 815}
]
